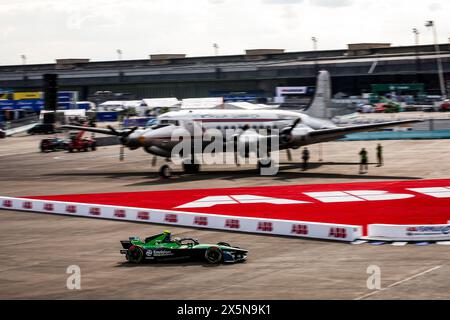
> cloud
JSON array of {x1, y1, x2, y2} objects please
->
[
  {"x1": 309, "y1": 0, "x2": 354, "y2": 7},
  {"x1": 263, "y1": 0, "x2": 304, "y2": 4},
  {"x1": 428, "y1": 3, "x2": 442, "y2": 11}
]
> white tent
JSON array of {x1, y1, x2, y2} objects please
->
[
  {"x1": 98, "y1": 101, "x2": 126, "y2": 112},
  {"x1": 181, "y1": 97, "x2": 224, "y2": 109},
  {"x1": 142, "y1": 98, "x2": 181, "y2": 111},
  {"x1": 123, "y1": 100, "x2": 146, "y2": 116}
]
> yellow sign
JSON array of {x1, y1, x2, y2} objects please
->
[{"x1": 13, "y1": 92, "x2": 42, "y2": 100}]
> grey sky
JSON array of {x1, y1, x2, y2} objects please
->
[{"x1": 0, "y1": 0, "x2": 448, "y2": 65}]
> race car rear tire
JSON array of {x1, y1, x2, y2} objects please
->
[
  {"x1": 205, "y1": 246, "x2": 223, "y2": 264},
  {"x1": 127, "y1": 246, "x2": 144, "y2": 264}
]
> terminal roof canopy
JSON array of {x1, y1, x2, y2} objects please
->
[
  {"x1": 181, "y1": 97, "x2": 224, "y2": 109},
  {"x1": 223, "y1": 102, "x2": 276, "y2": 110}
]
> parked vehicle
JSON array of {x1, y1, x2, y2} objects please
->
[
  {"x1": 66, "y1": 131, "x2": 96, "y2": 152},
  {"x1": 40, "y1": 138, "x2": 67, "y2": 152},
  {"x1": 27, "y1": 123, "x2": 57, "y2": 135},
  {"x1": 440, "y1": 100, "x2": 450, "y2": 112}
]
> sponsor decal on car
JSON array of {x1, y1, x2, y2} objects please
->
[
  {"x1": 291, "y1": 224, "x2": 309, "y2": 235},
  {"x1": 329, "y1": 227, "x2": 347, "y2": 239},
  {"x1": 257, "y1": 222, "x2": 273, "y2": 232},
  {"x1": 137, "y1": 211, "x2": 150, "y2": 220},
  {"x1": 150, "y1": 249, "x2": 174, "y2": 257},
  {"x1": 65, "y1": 205, "x2": 77, "y2": 213},
  {"x1": 114, "y1": 209, "x2": 126, "y2": 218},
  {"x1": 194, "y1": 216, "x2": 208, "y2": 226},
  {"x1": 406, "y1": 225, "x2": 450, "y2": 236},
  {"x1": 225, "y1": 219, "x2": 240, "y2": 229},
  {"x1": 43, "y1": 203, "x2": 54, "y2": 211}
]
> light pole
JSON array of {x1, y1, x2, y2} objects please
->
[
  {"x1": 412, "y1": 28, "x2": 420, "y2": 45},
  {"x1": 311, "y1": 37, "x2": 318, "y2": 51},
  {"x1": 21, "y1": 54, "x2": 27, "y2": 81},
  {"x1": 213, "y1": 43, "x2": 219, "y2": 56},
  {"x1": 425, "y1": 21, "x2": 447, "y2": 99},
  {"x1": 116, "y1": 49, "x2": 122, "y2": 61}
]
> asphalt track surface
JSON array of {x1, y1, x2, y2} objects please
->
[{"x1": 0, "y1": 134, "x2": 449, "y2": 299}]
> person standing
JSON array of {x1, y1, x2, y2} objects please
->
[
  {"x1": 376, "y1": 144, "x2": 383, "y2": 167},
  {"x1": 302, "y1": 147, "x2": 310, "y2": 171},
  {"x1": 359, "y1": 148, "x2": 368, "y2": 174}
]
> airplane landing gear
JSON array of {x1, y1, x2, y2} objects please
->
[
  {"x1": 182, "y1": 161, "x2": 200, "y2": 174},
  {"x1": 257, "y1": 157, "x2": 273, "y2": 169},
  {"x1": 159, "y1": 164, "x2": 172, "y2": 178}
]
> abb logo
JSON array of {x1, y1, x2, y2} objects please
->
[
  {"x1": 2, "y1": 200, "x2": 13, "y2": 208},
  {"x1": 66, "y1": 205, "x2": 77, "y2": 213},
  {"x1": 329, "y1": 227, "x2": 347, "y2": 239},
  {"x1": 114, "y1": 209, "x2": 126, "y2": 218},
  {"x1": 43, "y1": 203, "x2": 54, "y2": 211},
  {"x1": 175, "y1": 187, "x2": 450, "y2": 209},
  {"x1": 22, "y1": 202, "x2": 33, "y2": 209},
  {"x1": 291, "y1": 224, "x2": 309, "y2": 235},
  {"x1": 89, "y1": 207, "x2": 101, "y2": 216},
  {"x1": 165, "y1": 214, "x2": 178, "y2": 223},
  {"x1": 225, "y1": 219, "x2": 240, "y2": 229},
  {"x1": 194, "y1": 216, "x2": 208, "y2": 226},
  {"x1": 137, "y1": 211, "x2": 150, "y2": 220},
  {"x1": 257, "y1": 222, "x2": 273, "y2": 232}
]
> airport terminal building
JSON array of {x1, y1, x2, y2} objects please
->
[{"x1": 1, "y1": 43, "x2": 449, "y2": 101}]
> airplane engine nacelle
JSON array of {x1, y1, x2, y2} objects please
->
[
  {"x1": 237, "y1": 133, "x2": 277, "y2": 157},
  {"x1": 144, "y1": 146, "x2": 172, "y2": 158},
  {"x1": 282, "y1": 128, "x2": 310, "y2": 146}
]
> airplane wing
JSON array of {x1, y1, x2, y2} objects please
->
[
  {"x1": 308, "y1": 119, "x2": 422, "y2": 141},
  {"x1": 61, "y1": 125, "x2": 121, "y2": 136}
]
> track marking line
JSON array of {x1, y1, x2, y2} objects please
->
[
  {"x1": 437, "y1": 241, "x2": 450, "y2": 245},
  {"x1": 351, "y1": 240, "x2": 367, "y2": 245},
  {"x1": 391, "y1": 242, "x2": 408, "y2": 246},
  {"x1": 354, "y1": 265, "x2": 442, "y2": 300}
]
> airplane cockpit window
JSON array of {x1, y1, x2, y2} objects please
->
[
  {"x1": 151, "y1": 119, "x2": 180, "y2": 129},
  {"x1": 160, "y1": 119, "x2": 179, "y2": 126}
]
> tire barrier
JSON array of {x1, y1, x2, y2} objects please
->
[{"x1": 0, "y1": 196, "x2": 362, "y2": 242}]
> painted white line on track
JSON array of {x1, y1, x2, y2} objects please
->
[
  {"x1": 436, "y1": 241, "x2": 450, "y2": 245},
  {"x1": 354, "y1": 265, "x2": 442, "y2": 300},
  {"x1": 391, "y1": 242, "x2": 408, "y2": 246},
  {"x1": 351, "y1": 240, "x2": 367, "y2": 245}
]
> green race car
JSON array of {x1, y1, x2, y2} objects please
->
[{"x1": 120, "y1": 230, "x2": 248, "y2": 264}]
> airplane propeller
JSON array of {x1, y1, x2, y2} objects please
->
[
  {"x1": 107, "y1": 125, "x2": 139, "y2": 145},
  {"x1": 280, "y1": 118, "x2": 301, "y2": 143}
]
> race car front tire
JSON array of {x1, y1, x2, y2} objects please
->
[
  {"x1": 127, "y1": 245, "x2": 144, "y2": 264},
  {"x1": 205, "y1": 246, "x2": 223, "y2": 264}
]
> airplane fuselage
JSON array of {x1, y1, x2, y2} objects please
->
[{"x1": 129, "y1": 109, "x2": 337, "y2": 155}]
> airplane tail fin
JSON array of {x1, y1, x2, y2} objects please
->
[{"x1": 304, "y1": 70, "x2": 332, "y2": 119}]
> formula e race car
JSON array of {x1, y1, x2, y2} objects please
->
[{"x1": 120, "y1": 230, "x2": 248, "y2": 264}]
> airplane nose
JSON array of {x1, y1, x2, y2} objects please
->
[{"x1": 123, "y1": 133, "x2": 142, "y2": 150}]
